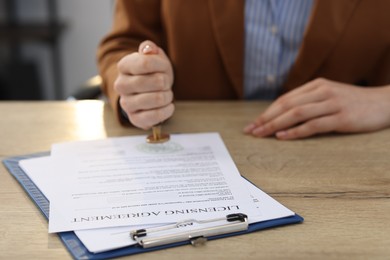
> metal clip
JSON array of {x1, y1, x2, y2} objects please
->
[
  {"x1": 130, "y1": 213, "x2": 248, "y2": 248},
  {"x1": 190, "y1": 236, "x2": 208, "y2": 247}
]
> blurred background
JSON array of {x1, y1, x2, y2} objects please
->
[{"x1": 0, "y1": 0, "x2": 113, "y2": 100}]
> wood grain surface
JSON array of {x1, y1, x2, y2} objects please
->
[{"x1": 0, "y1": 101, "x2": 389, "y2": 259}]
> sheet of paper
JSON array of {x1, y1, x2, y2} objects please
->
[
  {"x1": 75, "y1": 180, "x2": 294, "y2": 253},
  {"x1": 47, "y1": 133, "x2": 260, "y2": 233},
  {"x1": 19, "y1": 156, "x2": 294, "y2": 253}
]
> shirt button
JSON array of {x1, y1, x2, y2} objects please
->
[
  {"x1": 270, "y1": 25, "x2": 278, "y2": 35},
  {"x1": 267, "y1": 75, "x2": 276, "y2": 84}
]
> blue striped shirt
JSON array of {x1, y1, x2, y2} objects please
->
[{"x1": 244, "y1": 0, "x2": 314, "y2": 100}]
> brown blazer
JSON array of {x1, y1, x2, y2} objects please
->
[{"x1": 98, "y1": 0, "x2": 390, "y2": 123}]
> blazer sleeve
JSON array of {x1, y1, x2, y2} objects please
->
[{"x1": 97, "y1": 0, "x2": 164, "y2": 124}]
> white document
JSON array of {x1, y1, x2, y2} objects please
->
[
  {"x1": 19, "y1": 156, "x2": 294, "y2": 253},
  {"x1": 46, "y1": 133, "x2": 261, "y2": 233}
]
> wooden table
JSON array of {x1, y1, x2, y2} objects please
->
[{"x1": 1, "y1": 101, "x2": 389, "y2": 259}]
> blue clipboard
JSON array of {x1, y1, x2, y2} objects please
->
[{"x1": 3, "y1": 153, "x2": 304, "y2": 260}]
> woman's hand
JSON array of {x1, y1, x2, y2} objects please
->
[
  {"x1": 114, "y1": 40, "x2": 174, "y2": 130},
  {"x1": 244, "y1": 78, "x2": 390, "y2": 140}
]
